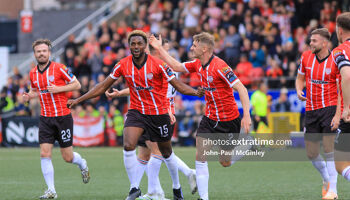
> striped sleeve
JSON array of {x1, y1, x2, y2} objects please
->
[
  {"x1": 182, "y1": 59, "x2": 200, "y2": 73},
  {"x1": 58, "y1": 65, "x2": 75, "y2": 83},
  {"x1": 332, "y1": 48, "x2": 350, "y2": 70},
  {"x1": 298, "y1": 55, "x2": 305, "y2": 75},
  {"x1": 109, "y1": 62, "x2": 122, "y2": 79}
]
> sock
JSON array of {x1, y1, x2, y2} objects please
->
[
  {"x1": 148, "y1": 154, "x2": 164, "y2": 195},
  {"x1": 311, "y1": 154, "x2": 330, "y2": 182},
  {"x1": 134, "y1": 158, "x2": 148, "y2": 189},
  {"x1": 341, "y1": 166, "x2": 350, "y2": 181},
  {"x1": 324, "y1": 152, "x2": 338, "y2": 193},
  {"x1": 164, "y1": 152, "x2": 181, "y2": 189},
  {"x1": 41, "y1": 158, "x2": 55, "y2": 193},
  {"x1": 196, "y1": 161, "x2": 209, "y2": 200},
  {"x1": 175, "y1": 155, "x2": 192, "y2": 177},
  {"x1": 72, "y1": 152, "x2": 87, "y2": 170},
  {"x1": 123, "y1": 150, "x2": 138, "y2": 189}
]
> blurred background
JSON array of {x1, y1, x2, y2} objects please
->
[{"x1": 0, "y1": 0, "x2": 348, "y2": 148}]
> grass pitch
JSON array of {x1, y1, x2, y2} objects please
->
[{"x1": 1, "y1": 147, "x2": 350, "y2": 200}]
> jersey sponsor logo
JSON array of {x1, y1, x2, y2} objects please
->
[
  {"x1": 222, "y1": 66, "x2": 230, "y2": 74},
  {"x1": 325, "y1": 68, "x2": 332, "y2": 75},
  {"x1": 203, "y1": 87, "x2": 216, "y2": 92},
  {"x1": 147, "y1": 73, "x2": 153, "y2": 80},
  {"x1": 208, "y1": 76, "x2": 213, "y2": 82},
  {"x1": 135, "y1": 86, "x2": 154, "y2": 91},
  {"x1": 311, "y1": 79, "x2": 329, "y2": 84},
  {"x1": 225, "y1": 71, "x2": 237, "y2": 83},
  {"x1": 165, "y1": 67, "x2": 174, "y2": 76},
  {"x1": 48, "y1": 75, "x2": 55, "y2": 82},
  {"x1": 39, "y1": 89, "x2": 50, "y2": 94}
]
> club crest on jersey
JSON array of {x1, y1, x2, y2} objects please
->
[
  {"x1": 208, "y1": 76, "x2": 213, "y2": 82},
  {"x1": 222, "y1": 66, "x2": 230, "y2": 74},
  {"x1": 147, "y1": 73, "x2": 153, "y2": 80},
  {"x1": 325, "y1": 68, "x2": 332, "y2": 75},
  {"x1": 48, "y1": 75, "x2": 55, "y2": 82}
]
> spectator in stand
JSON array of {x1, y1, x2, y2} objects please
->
[
  {"x1": 249, "y1": 40, "x2": 265, "y2": 68},
  {"x1": 182, "y1": 0, "x2": 200, "y2": 30},
  {"x1": 84, "y1": 35, "x2": 99, "y2": 59},
  {"x1": 76, "y1": 22, "x2": 96, "y2": 43},
  {"x1": 274, "y1": 87, "x2": 291, "y2": 112},
  {"x1": 203, "y1": 0, "x2": 221, "y2": 30},
  {"x1": 180, "y1": 29, "x2": 193, "y2": 52},
  {"x1": 224, "y1": 25, "x2": 241, "y2": 67},
  {"x1": 266, "y1": 59, "x2": 283, "y2": 88},
  {"x1": 88, "y1": 46, "x2": 103, "y2": 82},
  {"x1": 15, "y1": 94, "x2": 30, "y2": 116},
  {"x1": 235, "y1": 54, "x2": 253, "y2": 87},
  {"x1": 102, "y1": 46, "x2": 117, "y2": 69},
  {"x1": 221, "y1": 1, "x2": 234, "y2": 29},
  {"x1": 96, "y1": 20, "x2": 113, "y2": 40}
]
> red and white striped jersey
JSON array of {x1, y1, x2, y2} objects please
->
[
  {"x1": 29, "y1": 61, "x2": 76, "y2": 117},
  {"x1": 298, "y1": 50, "x2": 339, "y2": 111},
  {"x1": 110, "y1": 54, "x2": 175, "y2": 115},
  {"x1": 331, "y1": 40, "x2": 350, "y2": 114},
  {"x1": 182, "y1": 55, "x2": 240, "y2": 121}
]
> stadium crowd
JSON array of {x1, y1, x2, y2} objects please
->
[{"x1": 0, "y1": 0, "x2": 346, "y2": 144}]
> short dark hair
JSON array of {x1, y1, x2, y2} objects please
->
[
  {"x1": 336, "y1": 12, "x2": 350, "y2": 31},
  {"x1": 127, "y1": 30, "x2": 147, "y2": 44},
  {"x1": 32, "y1": 39, "x2": 52, "y2": 51},
  {"x1": 149, "y1": 34, "x2": 168, "y2": 53},
  {"x1": 310, "y1": 28, "x2": 331, "y2": 40}
]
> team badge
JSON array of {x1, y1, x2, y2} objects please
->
[
  {"x1": 325, "y1": 68, "x2": 331, "y2": 75},
  {"x1": 147, "y1": 73, "x2": 153, "y2": 80},
  {"x1": 208, "y1": 76, "x2": 213, "y2": 82},
  {"x1": 222, "y1": 66, "x2": 230, "y2": 74},
  {"x1": 49, "y1": 75, "x2": 55, "y2": 82}
]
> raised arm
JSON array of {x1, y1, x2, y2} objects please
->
[
  {"x1": 68, "y1": 76, "x2": 116, "y2": 108},
  {"x1": 149, "y1": 34, "x2": 187, "y2": 73}
]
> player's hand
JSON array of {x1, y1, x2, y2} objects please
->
[
  {"x1": 149, "y1": 34, "x2": 162, "y2": 50},
  {"x1": 168, "y1": 109, "x2": 176, "y2": 125},
  {"x1": 197, "y1": 87, "x2": 205, "y2": 97},
  {"x1": 342, "y1": 106, "x2": 350, "y2": 123},
  {"x1": 67, "y1": 99, "x2": 78, "y2": 109},
  {"x1": 105, "y1": 88, "x2": 121, "y2": 98},
  {"x1": 22, "y1": 92, "x2": 30, "y2": 102},
  {"x1": 331, "y1": 115, "x2": 340, "y2": 131},
  {"x1": 47, "y1": 84, "x2": 61, "y2": 93},
  {"x1": 297, "y1": 90, "x2": 307, "y2": 101},
  {"x1": 241, "y1": 115, "x2": 251, "y2": 134}
]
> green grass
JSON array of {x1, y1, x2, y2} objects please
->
[{"x1": 1, "y1": 147, "x2": 350, "y2": 200}]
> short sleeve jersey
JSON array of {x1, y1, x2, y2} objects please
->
[
  {"x1": 29, "y1": 61, "x2": 76, "y2": 117},
  {"x1": 331, "y1": 40, "x2": 350, "y2": 114},
  {"x1": 298, "y1": 50, "x2": 339, "y2": 111},
  {"x1": 110, "y1": 54, "x2": 175, "y2": 115},
  {"x1": 182, "y1": 55, "x2": 240, "y2": 121}
]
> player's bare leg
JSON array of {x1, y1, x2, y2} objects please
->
[
  {"x1": 322, "y1": 135, "x2": 338, "y2": 199},
  {"x1": 124, "y1": 127, "x2": 144, "y2": 200},
  {"x1": 157, "y1": 140, "x2": 183, "y2": 200},
  {"x1": 60, "y1": 146, "x2": 89, "y2": 184},
  {"x1": 39, "y1": 143, "x2": 57, "y2": 199},
  {"x1": 305, "y1": 140, "x2": 330, "y2": 198}
]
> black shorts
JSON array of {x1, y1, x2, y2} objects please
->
[
  {"x1": 334, "y1": 120, "x2": 350, "y2": 152},
  {"x1": 304, "y1": 106, "x2": 337, "y2": 141},
  {"x1": 39, "y1": 114, "x2": 73, "y2": 148},
  {"x1": 137, "y1": 123, "x2": 176, "y2": 147},
  {"x1": 125, "y1": 109, "x2": 173, "y2": 143}
]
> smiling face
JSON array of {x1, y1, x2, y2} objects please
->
[
  {"x1": 129, "y1": 35, "x2": 147, "y2": 59},
  {"x1": 310, "y1": 34, "x2": 327, "y2": 54},
  {"x1": 33, "y1": 44, "x2": 50, "y2": 65},
  {"x1": 190, "y1": 40, "x2": 205, "y2": 59}
]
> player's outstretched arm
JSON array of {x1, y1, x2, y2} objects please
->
[
  {"x1": 105, "y1": 88, "x2": 130, "y2": 98},
  {"x1": 149, "y1": 34, "x2": 187, "y2": 73},
  {"x1": 169, "y1": 78, "x2": 204, "y2": 97},
  {"x1": 68, "y1": 76, "x2": 116, "y2": 108},
  {"x1": 341, "y1": 67, "x2": 350, "y2": 122},
  {"x1": 47, "y1": 78, "x2": 81, "y2": 93},
  {"x1": 233, "y1": 81, "x2": 251, "y2": 134},
  {"x1": 295, "y1": 73, "x2": 307, "y2": 101},
  {"x1": 23, "y1": 88, "x2": 38, "y2": 102}
]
